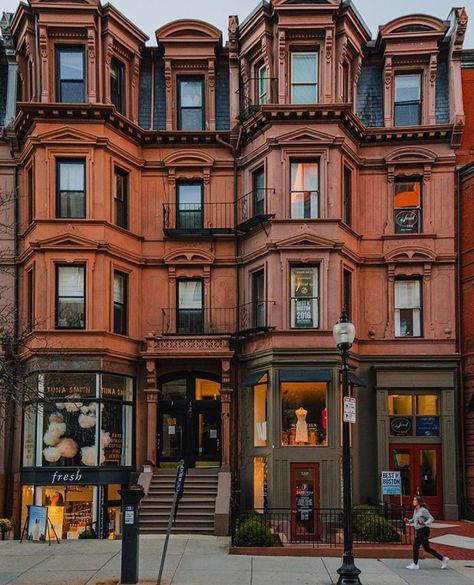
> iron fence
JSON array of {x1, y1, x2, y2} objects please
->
[{"x1": 231, "y1": 506, "x2": 412, "y2": 547}]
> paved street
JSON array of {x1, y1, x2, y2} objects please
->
[{"x1": 1, "y1": 535, "x2": 474, "y2": 585}]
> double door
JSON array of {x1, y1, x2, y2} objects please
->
[
  {"x1": 389, "y1": 444, "x2": 443, "y2": 518},
  {"x1": 158, "y1": 376, "x2": 221, "y2": 468}
]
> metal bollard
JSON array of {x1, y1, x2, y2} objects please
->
[{"x1": 119, "y1": 485, "x2": 145, "y2": 584}]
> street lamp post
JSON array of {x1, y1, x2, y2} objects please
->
[{"x1": 333, "y1": 308, "x2": 361, "y2": 585}]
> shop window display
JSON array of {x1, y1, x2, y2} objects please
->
[
  {"x1": 281, "y1": 382, "x2": 327, "y2": 446},
  {"x1": 254, "y1": 376, "x2": 268, "y2": 447},
  {"x1": 253, "y1": 457, "x2": 268, "y2": 510},
  {"x1": 22, "y1": 372, "x2": 133, "y2": 468}
]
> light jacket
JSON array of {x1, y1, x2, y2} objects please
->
[{"x1": 408, "y1": 506, "x2": 434, "y2": 530}]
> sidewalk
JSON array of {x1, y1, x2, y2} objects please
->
[{"x1": 1, "y1": 534, "x2": 474, "y2": 585}]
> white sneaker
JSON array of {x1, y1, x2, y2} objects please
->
[
  {"x1": 406, "y1": 563, "x2": 419, "y2": 570},
  {"x1": 441, "y1": 557, "x2": 449, "y2": 569}
]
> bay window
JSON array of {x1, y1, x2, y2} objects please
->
[
  {"x1": 113, "y1": 271, "x2": 128, "y2": 335},
  {"x1": 257, "y1": 64, "x2": 268, "y2": 105},
  {"x1": 253, "y1": 374, "x2": 268, "y2": 447},
  {"x1": 394, "y1": 279, "x2": 421, "y2": 337},
  {"x1": 114, "y1": 168, "x2": 128, "y2": 229},
  {"x1": 110, "y1": 58, "x2": 125, "y2": 114}
]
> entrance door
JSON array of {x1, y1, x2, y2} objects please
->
[
  {"x1": 389, "y1": 444, "x2": 443, "y2": 518},
  {"x1": 290, "y1": 463, "x2": 320, "y2": 542},
  {"x1": 157, "y1": 375, "x2": 221, "y2": 468}
]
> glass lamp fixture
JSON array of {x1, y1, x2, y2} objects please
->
[{"x1": 333, "y1": 311, "x2": 355, "y2": 347}]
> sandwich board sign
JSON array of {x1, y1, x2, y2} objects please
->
[{"x1": 381, "y1": 471, "x2": 402, "y2": 496}]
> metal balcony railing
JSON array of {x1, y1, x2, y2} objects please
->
[
  {"x1": 161, "y1": 307, "x2": 236, "y2": 335},
  {"x1": 235, "y1": 188, "x2": 275, "y2": 232},
  {"x1": 163, "y1": 202, "x2": 234, "y2": 236},
  {"x1": 160, "y1": 302, "x2": 275, "y2": 337},
  {"x1": 237, "y1": 77, "x2": 278, "y2": 121},
  {"x1": 236, "y1": 301, "x2": 275, "y2": 337}
]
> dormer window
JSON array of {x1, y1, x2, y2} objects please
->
[
  {"x1": 57, "y1": 47, "x2": 85, "y2": 103},
  {"x1": 110, "y1": 58, "x2": 125, "y2": 114},
  {"x1": 291, "y1": 53, "x2": 318, "y2": 105},
  {"x1": 178, "y1": 77, "x2": 204, "y2": 131},
  {"x1": 394, "y1": 74, "x2": 421, "y2": 126}
]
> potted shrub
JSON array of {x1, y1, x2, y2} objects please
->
[{"x1": 0, "y1": 518, "x2": 13, "y2": 540}]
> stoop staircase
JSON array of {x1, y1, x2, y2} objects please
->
[{"x1": 139, "y1": 468, "x2": 219, "y2": 534}]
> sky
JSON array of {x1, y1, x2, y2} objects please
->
[{"x1": 1, "y1": 0, "x2": 473, "y2": 48}]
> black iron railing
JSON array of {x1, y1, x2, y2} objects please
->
[
  {"x1": 163, "y1": 202, "x2": 234, "y2": 234},
  {"x1": 237, "y1": 77, "x2": 278, "y2": 121},
  {"x1": 236, "y1": 188, "x2": 275, "y2": 230},
  {"x1": 231, "y1": 506, "x2": 411, "y2": 547},
  {"x1": 237, "y1": 301, "x2": 275, "y2": 335},
  {"x1": 161, "y1": 307, "x2": 236, "y2": 335}
]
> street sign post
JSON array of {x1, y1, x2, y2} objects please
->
[
  {"x1": 343, "y1": 396, "x2": 356, "y2": 423},
  {"x1": 157, "y1": 460, "x2": 187, "y2": 585}
]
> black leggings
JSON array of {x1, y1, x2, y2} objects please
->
[{"x1": 413, "y1": 527, "x2": 443, "y2": 563}]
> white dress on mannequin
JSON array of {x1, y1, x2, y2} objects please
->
[{"x1": 295, "y1": 407, "x2": 308, "y2": 443}]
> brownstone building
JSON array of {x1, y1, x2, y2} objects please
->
[
  {"x1": 459, "y1": 46, "x2": 474, "y2": 515},
  {"x1": 2, "y1": 0, "x2": 468, "y2": 538}
]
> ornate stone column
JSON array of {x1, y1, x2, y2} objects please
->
[
  {"x1": 145, "y1": 357, "x2": 158, "y2": 467},
  {"x1": 220, "y1": 359, "x2": 233, "y2": 469}
]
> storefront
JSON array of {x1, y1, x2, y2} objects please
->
[
  {"x1": 20, "y1": 372, "x2": 135, "y2": 539},
  {"x1": 375, "y1": 368, "x2": 459, "y2": 519},
  {"x1": 241, "y1": 367, "x2": 349, "y2": 513}
]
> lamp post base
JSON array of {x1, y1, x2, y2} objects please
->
[{"x1": 336, "y1": 555, "x2": 362, "y2": 585}]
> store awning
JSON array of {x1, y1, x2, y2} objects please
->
[
  {"x1": 349, "y1": 372, "x2": 365, "y2": 387},
  {"x1": 241, "y1": 370, "x2": 267, "y2": 387},
  {"x1": 279, "y1": 369, "x2": 332, "y2": 383}
]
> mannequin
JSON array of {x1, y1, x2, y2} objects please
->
[{"x1": 295, "y1": 407, "x2": 308, "y2": 443}]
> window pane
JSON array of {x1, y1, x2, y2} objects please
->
[
  {"x1": 59, "y1": 192, "x2": 85, "y2": 218},
  {"x1": 254, "y1": 382, "x2": 268, "y2": 446},
  {"x1": 101, "y1": 403, "x2": 132, "y2": 466},
  {"x1": 388, "y1": 394, "x2": 413, "y2": 415},
  {"x1": 292, "y1": 54, "x2": 317, "y2": 83},
  {"x1": 281, "y1": 382, "x2": 327, "y2": 446},
  {"x1": 23, "y1": 404, "x2": 36, "y2": 466},
  {"x1": 393, "y1": 449, "x2": 411, "y2": 496},
  {"x1": 178, "y1": 184, "x2": 202, "y2": 207},
  {"x1": 58, "y1": 266, "x2": 84, "y2": 297},
  {"x1": 180, "y1": 80, "x2": 203, "y2": 107},
  {"x1": 253, "y1": 457, "x2": 267, "y2": 510},
  {"x1": 416, "y1": 395, "x2": 439, "y2": 415},
  {"x1": 395, "y1": 75, "x2": 421, "y2": 102},
  {"x1": 60, "y1": 82, "x2": 85, "y2": 103},
  {"x1": 60, "y1": 162, "x2": 84, "y2": 191},
  {"x1": 394, "y1": 103, "x2": 420, "y2": 126},
  {"x1": 114, "y1": 273, "x2": 125, "y2": 304},
  {"x1": 291, "y1": 162, "x2": 318, "y2": 191},
  {"x1": 60, "y1": 50, "x2": 84, "y2": 80},
  {"x1": 101, "y1": 374, "x2": 133, "y2": 401},
  {"x1": 57, "y1": 299, "x2": 85, "y2": 328},
  {"x1": 395, "y1": 281, "x2": 420, "y2": 309},
  {"x1": 419, "y1": 449, "x2": 437, "y2": 496},
  {"x1": 180, "y1": 109, "x2": 203, "y2": 131},
  {"x1": 394, "y1": 181, "x2": 420, "y2": 209},
  {"x1": 42, "y1": 399, "x2": 96, "y2": 466},
  {"x1": 292, "y1": 84, "x2": 317, "y2": 104},
  {"x1": 161, "y1": 379, "x2": 187, "y2": 401},
  {"x1": 178, "y1": 281, "x2": 202, "y2": 309},
  {"x1": 195, "y1": 378, "x2": 220, "y2": 400}
]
